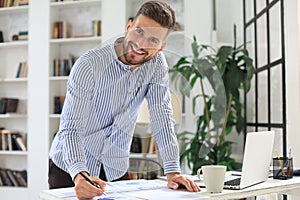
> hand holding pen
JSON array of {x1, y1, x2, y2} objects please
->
[{"x1": 74, "y1": 171, "x2": 106, "y2": 200}]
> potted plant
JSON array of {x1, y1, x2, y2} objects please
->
[{"x1": 171, "y1": 25, "x2": 254, "y2": 174}]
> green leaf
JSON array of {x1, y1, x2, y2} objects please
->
[
  {"x1": 216, "y1": 46, "x2": 233, "y2": 74},
  {"x1": 192, "y1": 36, "x2": 199, "y2": 58}
]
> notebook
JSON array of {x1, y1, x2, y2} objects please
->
[{"x1": 223, "y1": 130, "x2": 275, "y2": 190}]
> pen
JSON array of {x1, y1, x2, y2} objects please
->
[
  {"x1": 275, "y1": 149, "x2": 286, "y2": 176},
  {"x1": 79, "y1": 172, "x2": 101, "y2": 189}
]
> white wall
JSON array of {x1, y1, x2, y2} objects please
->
[
  {"x1": 286, "y1": 0, "x2": 300, "y2": 167},
  {"x1": 215, "y1": 0, "x2": 243, "y2": 45}
]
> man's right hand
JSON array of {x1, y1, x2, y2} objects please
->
[{"x1": 74, "y1": 172, "x2": 106, "y2": 200}]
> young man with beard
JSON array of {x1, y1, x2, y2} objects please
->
[{"x1": 48, "y1": 1, "x2": 201, "y2": 199}]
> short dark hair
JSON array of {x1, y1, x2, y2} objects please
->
[{"x1": 135, "y1": 1, "x2": 176, "y2": 30}]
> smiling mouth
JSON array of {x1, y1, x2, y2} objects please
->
[{"x1": 130, "y1": 43, "x2": 145, "y2": 55}]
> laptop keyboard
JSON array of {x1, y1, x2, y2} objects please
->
[{"x1": 224, "y1": 178, "x2": 241, "y2": 186}]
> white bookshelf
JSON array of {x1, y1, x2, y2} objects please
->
[
  {"x1": 50, "y1": 36, "x2": 102, "y2": 44},
  {"x1": 0, "y1": 2, "x2": 29, "y2": 196},
  {"x1": 48, "y1": 0, "x2": 102, "y2": 146},
  {"x1": 0, "y1": 40, "x2": 28, "y2": 48}
]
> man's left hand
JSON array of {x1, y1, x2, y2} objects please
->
[{"x1": 166, "y1": 173, "x2": 201, "y2": 192}]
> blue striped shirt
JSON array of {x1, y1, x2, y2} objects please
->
[{"x1": 49, "y1": 39, "x2": 181, "y2": 181}]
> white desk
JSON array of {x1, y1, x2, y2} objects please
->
[{"x1": 39, "y1": 176, "x2": 300, "y2": 200}]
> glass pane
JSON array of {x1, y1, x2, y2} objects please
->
[
  {"x1": 246, "y1": 24, "x2": 255, "y2": 66},
  {"x1": 246, "y1": 76, "x2": 256, "y2": 123},
  {"x1": 270, "y1": 65, "x2": 283, "y2": 123},
  {"x1": 256, "y1": 0, "x2": 266, "y2": 16},
  {"x1": 273, "y1": 128, "x2": 284, "y2": 156},
  {"x1": 245, "y1": 23, "x2": 256, "y2": 123},
  {"x1": 245, "y1": 0, "x2": 254, "y2": 23},
  {"x1": 256, "y1": 14, "x2": 268, "y2": 68},
  {"x1": 269, "y1": 2, "x2": 282, "y2": 62},
  {"x1": 246, "y1": 126, "x2": 256, "y2": 133},
  {"x1": 257, "y1": 127, "x2": 268, "y2": 132},
  {"x1": 257, "y1": 71, "x2": 268, "y2": 123}
]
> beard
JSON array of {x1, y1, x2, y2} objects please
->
[{"x1": 122, "y1": 40, "x2": 152, "y2": 66}]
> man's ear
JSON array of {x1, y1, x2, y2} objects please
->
[
  {"x1": 158, "y1": 41, "x2": 166, "y2": 52},
  {"x1": 126, "y1": 20, "x2": 133, "y2": 32}
]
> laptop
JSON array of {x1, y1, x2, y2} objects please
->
[{"x1": 223, "y1": 131, "x2": 275, "y2": 190}]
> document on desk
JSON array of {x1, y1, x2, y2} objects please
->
[
  {"x1": 105, "y1": 179, "x2": 165, "y2": 193},
  {"x1": 39, "y1": 179, "x2": 166, "y2": 200},
  {"x1": 125, "y1": 188, "x2": 210, "y2": 200}
]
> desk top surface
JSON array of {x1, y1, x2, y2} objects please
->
[{"x1": 39, "y1": 176, "x2": 300, "y2": 200}]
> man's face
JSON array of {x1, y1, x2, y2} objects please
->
[{"x1": 123, "y1": 15, "x2": 169, "y2": 66}]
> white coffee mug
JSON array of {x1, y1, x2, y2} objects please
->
[{"x1": 197, "y1": 165, "x2": 227, "y2": 193}]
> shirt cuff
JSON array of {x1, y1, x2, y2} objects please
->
[
  {"x1": 68, "y1": 161, "x2": 88, "y2": 180},
  {"x1": 163, "y1": 160, "x2": 181, "y2": 175}
]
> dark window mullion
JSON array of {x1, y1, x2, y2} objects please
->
[
  {"x1": 247, "y1": 122, "x2": 285, "y2": 128},
  {"x1": 254, "y1": 0, "x2": 258, "y2": 132},
  {"x1": 280, "y1": 0, "x2": 287, "y2": 156},
  {"x1": 266, "y1": 0, "x2": 271, "y2": 130},
  {"x1": 255, "y1": 58, "x2": 282, "y2": 73},
  {"x1": 243, "y1": 0, "x2": 247, "y2": 144}
]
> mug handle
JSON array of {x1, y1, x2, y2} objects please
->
[{"x1": 197, "y1": 168, "x2": 203, "y2": 180}]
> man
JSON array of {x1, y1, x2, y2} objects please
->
[{"x1": 49, "y1": 1, "x2": 200, "y2": 199}]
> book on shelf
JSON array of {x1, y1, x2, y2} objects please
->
[
  {"x1": 0, "y1": 173, "x2": 3, "y2": 186},
  {"x1": 0, "y1": 97, "x2": 19, "y2": 114},
  {"x1": 0, "y1": 129, "x2": 27, "y2": 151},
  {"x1": 53, "y1": 58, "x2": 71, "y2": 77},
  {"x1": 52, "y1": 21, "x2": 70, "y2": 39},
  {"x1": 0, "y1": 168, "x2": 27, "y2": 187},
  {"x1": 16, "y1": 61, "x2": 28, "y2": 78},
  {"x1": 92, "y1": 20, "x2": 101, "y2": 36},
  {"x1": 130, "y1": 135, "x2": 142, "y2": 153},
  {"x1": 13, "y1": 170, "x2": 27, "y2": 187},
  {"x1": 0, "y1": 0, "x2": 28, "y2": 7},
  {"x1": 0, "y1": 98, "x2": 7, "y2": 114},
  {"x1": 6, "y1": 98, "x2": 19, "y2": 113},
  {"x1": 17, "y1": 30, "x2": 28, "y2": 41},
  {"x1": 54, "y1": 96, "x2": 65, "y2": 114},
  {"x1": 1, "y1": 130, "x2": 12, "y2": 151},
  {"x1": 130, "y1": 134, "x2": 157, "y2": 155},
  {"x1": 12, "y1": 0, "x2": 20, "y2": 6},
  {"x1": 0, "y1": 30, "x2": 3, "y2": 43},
  {"x1": 0, "y1": 168, "x2": 12, "y2": 186},
  {"x1": 18, "y1": 0, "x2": 28, "y2": 6},
  {"x1": 6, "y1": 169, "x2": 18, "y2": 187},
  {"x1": 11, "y1": 132, "x2": 27, "y2": 151},
  {"x1": 148, "y1": 136, "x2": 157, "y2": 154},
  {"x1": 70, "y1": 54, "x2": 78, "y2": 66}
]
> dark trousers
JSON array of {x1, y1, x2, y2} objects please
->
[{"x1": 48, "y1": 159, "x2": 130, "y2": 189}]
